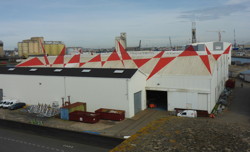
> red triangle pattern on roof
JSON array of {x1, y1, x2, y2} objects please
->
[
  {"x1": 101, "y1": 61, "x2": 106, "y2": 66},
  {"x1": 147, "y1": 57, "x2": 176, "y2": 80},
  {"x1": 153, "y1": 51, "x2": 164, "y2": 58},
  {"x1": 53, "y1": 46, "x2": 67, "y2": 65},
  {"x1": 205, "y1": 47, "x2": 211, "y2": 55},
  {"x1": 213, "y1": 54, "x2": 221, "y2": 60},
  {"x1": 88, "y1": 54, "x2": 101, "y2": 62},
  {"x1": 118, "y1": 41, "x2": 132, "y2": 60},
  {"x1": 44, "y1": 55, "x2": 49, "y2": 65},
  {"x1": 223, "y1": 45, "x2": 232, "y2": 54},
  {"x1": 59, "y1": 46, "x2": 66, "y2": 56},
  {"x1": 40, "y1": 40, "x2": 46, "y2": 54},
  {"x1": 133, "y1": 58, "x2": 151, "y2": 68},
  {"x1": 16, "y1": 57, "x2": 44, "y2": 67},
  {"x1": 68, "y1": 54, "x2": 80, "y2": 63},
  {"x1": 178, "y1": 45, "x2": 198, "y2": 57},
  {"x1": 53, "y1": 56, "x2": 64, "y2": 65},
  {"x1": 199, "y1": 55, "x2": 211, "y2": 74},
  {"x1": 79, "y1": 62, "x2": 86, "y2": 67},
  {"x1": 39, "y1": 40, "x2": 50, "y2": 66},
  {"x1": 107, "y1": 50, "x2": 121, "y2": 61}
]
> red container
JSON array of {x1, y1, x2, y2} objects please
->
[
  {"x1": 69, "y1": 111, "x2": 100, "y2": 123},
  {"x1": 95, "y1": 108, "x2": 125, "y2": 121},
  {"x1": 225, "y1": 79, "x2": 235, "y2": 88},
  {"x1": 82, "y1": 112, "x2": 100, "y2": 123}
]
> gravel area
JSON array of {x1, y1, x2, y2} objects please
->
[{"x1": 111, "y1": 117, "x2": 250, "y2": 152}]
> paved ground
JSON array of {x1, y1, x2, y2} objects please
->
[
  {"x1": 215, "y1": 82, "x2": 250, "y2": 125},
  {"x1": 0, "y1": 105, "x2": 169, "y2": 139},
  {"x1": 111, "y1": 78, "x2": 250, "y2": 152},
  {"x1": 0, "y1": 127, "x2": 107, "y2": 152},
  {"x1": 100, "y1": 109, "x2": 169, "y2": 138}
]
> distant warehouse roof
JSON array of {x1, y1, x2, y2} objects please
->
[
  {"x1": 240, "y1": 70, "x2": 250, "y2": 75},
  {"x1": 0, "y1": 67, "x2": 138, "y2": 79}
]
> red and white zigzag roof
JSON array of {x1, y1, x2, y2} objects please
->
[{"x1": 16, "y1": 42, "x2": 232, "y2": 80}]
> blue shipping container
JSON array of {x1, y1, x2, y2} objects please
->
[{"x1": 60, "y1": 108, "x2": 69, "y2": 120}]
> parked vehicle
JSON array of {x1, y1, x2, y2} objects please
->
[
  {"x1": 0, "y1": 100, "x2": 4, "y2": 108},
  {"x1": 8, "y1": 102, "x2": 26, "y2": 110},
  {"x1": 177, "y1": 110, "x2": 197, "y2": 118},
  {"x1": 0, "y1": 99, "x2": 10, "y2": 108},
  {"x1": 3, "y1": 100, "x2": 17, "y2": 109}
]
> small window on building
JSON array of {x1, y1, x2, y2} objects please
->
[
  {"x1": 81, "y1": 69, "x2": 91, "y2": 72},
  {"x1": 54, "y1": 69, "x2": 63, "y2": 72},
  {"x1": 182, "y1": 112, "x2": 187, "y2": 115},
  {"x1": 8, "y1": 68, "x2": 15, "y2": 71},
  {"x1": 114, "y1": 70, "x2": 124, "y2": 73},
  {"x1": 29, "y1": 68, "x2": 37, "y2": 72}
]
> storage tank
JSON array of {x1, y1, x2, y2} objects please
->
[
  {"x1": 21, "y1": 42, "x2": 29, "y2": 57},
  {"x1": 28, "y1": 41, "x2": 35, "y2": 54},
  {"x1": 18, "y1": 42, "x2": 23, "y2": 57},
  {"x1": 51, "y1": 44, "x2": 58, "y2": 56},
  {"x1": 44, "y1": 44, "x2": 52, "y2": 55},
  {"x1": 33, "y1": 42, "x2": 39, "y2": 55},
  {"x1": 57, "y1": 44, "x2": 65, "y2": 55}
]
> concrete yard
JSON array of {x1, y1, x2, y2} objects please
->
[
  {"x1": 111, "y1": 78, "x2": 250, "y2": 152},
  {"x1": 0, "y1": 107, "x2": 169, "y2": 139}
]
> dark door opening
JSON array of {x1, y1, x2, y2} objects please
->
[{"x1": 146, "y1": 90, "x2": 168, "y2": 110}]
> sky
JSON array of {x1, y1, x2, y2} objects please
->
[{"x1": 0, "y1": 0, "x2": 250, "y2": 49}]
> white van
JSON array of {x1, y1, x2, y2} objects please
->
[
  {"x1": 0, "y1": 99, "x2": 10, "y2": 108},
  {"x1": 177, "y1": 110, "x2": 197, "y2": 118},
  {"x1": 3, "y1": 100, "x2": 18, "y2": 109}
]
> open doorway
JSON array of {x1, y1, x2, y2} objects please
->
[{"x1": 146, "y1": 90, "x2": 168, "y2": 110}]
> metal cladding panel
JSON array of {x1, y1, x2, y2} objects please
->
[
  {"x1": 65, "y1": 77, "x2": 130, "y2": 117},
  {"x1": 128, "y1": 70, "x2": 147, "y2": 117},
  {"x1": 48, "y1": 56, "x2": 56, "y2": 63},
  {"x1": 102, "y1": 61, "x2": 124, "y2": 68},
  {"x1": 197, "y1": 93, "x2": 208, "y2": 110},
  {"x1": 146, "y1": 75, "x2": 211, "y2": 92},
  {"x1": 83, "y1": 62, "x2": 102, "y2": 68},
  {"x1": 139, "y1": 58, "x2": 159, "y2": 74},
  {"x1": 123, "y1": 60, "x2": 137, "y2": 69},
  {"x1": 158, "y1": 56, "x2": 210, "y2": 76},
  {"x1": 0, "y1": 75, "x2": 65, "y2": 106},
  {"x1": 168, "y1": 91, "x2": 203, "y2": 111}
]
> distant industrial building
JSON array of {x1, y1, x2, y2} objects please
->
[
  {"x1": 0, "y1": 40, "x2": 4, "y2": 57},
  {"x1": 66, "y1": 47, "x2": 84, "y2": 55},
  {"x1": 0, "y1": 41, "x2": 232, "y2": 118},
  {"x1": 115, "y1": 33, "x2": 141, "y2": 52},
  {"x1": 18, "y1": 37, "x2": 65, "y2": 57},
  {"x1": 239, "y1": 70, "x2": 250, "y2": 82}
]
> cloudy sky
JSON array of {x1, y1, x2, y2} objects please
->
[{"x1": 1, "y1": 0, "x2": 250, "y2": 49}]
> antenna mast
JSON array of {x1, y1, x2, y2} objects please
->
[
  {"x1": 169, "y1": 36, "x2": 172, "y2": 49},
  {"x1": 207, "y1": 30, "x2": 225, "y2": 41},
  {"x1": 234, "y1": 29, "x2": 237, "y2": 48},
  {"x1": 192, "y1": 22, "x2": 197, "y2": 43}
]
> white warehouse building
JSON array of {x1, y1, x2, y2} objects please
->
[{"x1": 0, "y1": 41, "x2": 232, "y2": 118}]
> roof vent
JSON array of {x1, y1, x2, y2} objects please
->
[
  {"x1": 81, "y1": 69, "x2": 91, "y2": 73},
  {"x1": 54, "y1": 69, "x2": 63, "y2": 72},
  {"x1": 114, "y1": 70, "x2": 124, "y2": 73},
  {"x1": 8, "y1": 68, "x2": 15, "y2": 71},
  {"x1": 29, "y1": 68, "x2": 37, "y2": 72}
]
